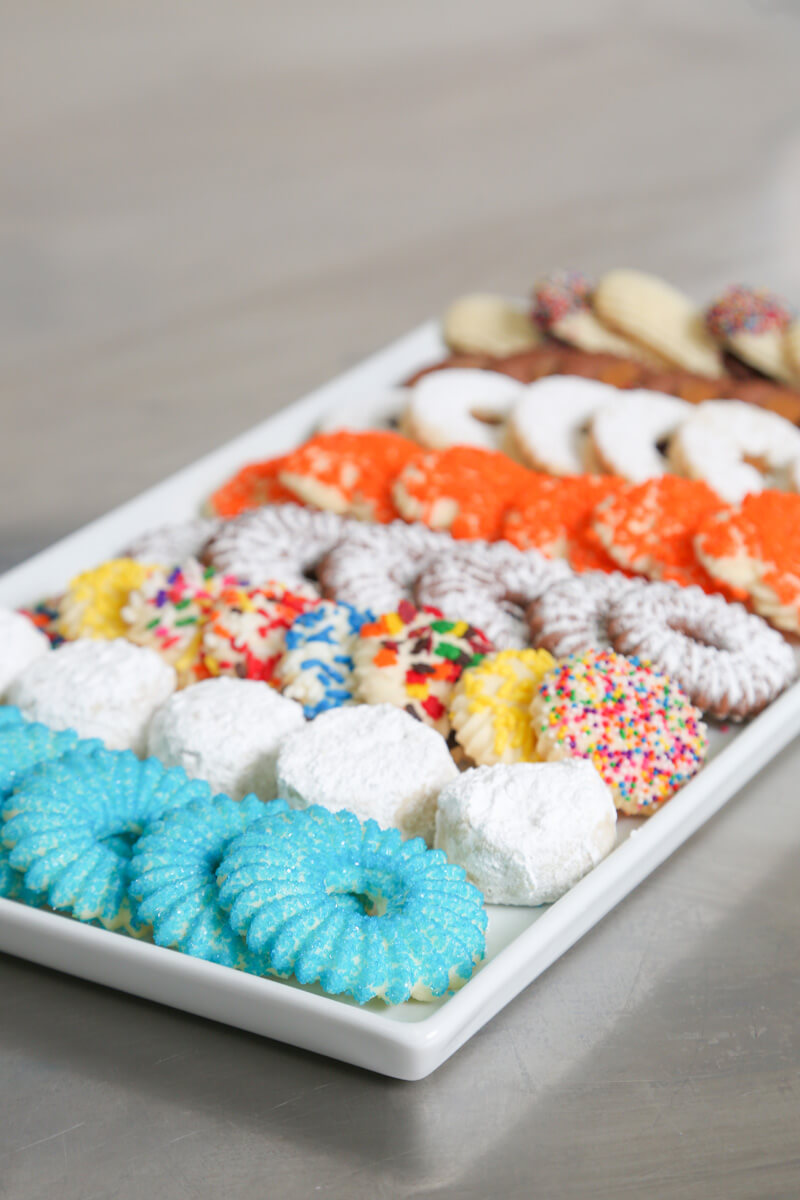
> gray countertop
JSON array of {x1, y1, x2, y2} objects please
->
[{"x1": 1, "y1": 3, "x2": 799, "y2": 1197}]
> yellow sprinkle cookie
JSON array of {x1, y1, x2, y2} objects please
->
[
  {"x1": 449, "y1": 648, "x2": 555, "y2": 766},
  {"x1": 57, "y1": 558, "x2": 158, "y2": 640}
]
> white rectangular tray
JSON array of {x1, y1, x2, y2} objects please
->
[{"x1": 2, "y1": 320, "x2": 800, "y2": 1080}]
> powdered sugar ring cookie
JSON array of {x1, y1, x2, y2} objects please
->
[
  {"x1": 527, "y1": 570, "x2": 643, "y2": 657},
  {"x1": 122, "y1": 559, "x2": 246, "y2": 683},
  {"x1": 449, "y1": 648, "x2": 555, "y2": 766},
  {"x1": 278, "y1": 431, "x2": 418, "y2": 522},
  {"x1": 205, "y1": 504, "x2": 351, "y2": 589},
  {"x1": 590, "y1": 391, "x2": 692, "y2": 482},
  {"x1": 593, "y1": 475, "x2": 730, "y2": 592},
  {"x1": 276, "y1": 599, "x2": 374, "y2": 718},
  {"x1": 125, "y1": 517, "x2": 221, "y2": 566},
  {"x1": 317, "y1": 389, "x2": 407, "y2": 433},
  {"x1": 392, "y1": 445, "x2": 529, "y2": 540},
  {"x1": 607, "y1": 581, "x2": 797, "y2": 721},
  {"x1": 57, "y1": 558, "x2": 157, "y2": 641},
  {"x1": 668, "y1": 399, "x2": 800, "y2": 503},
  {"x1": 532, "y1": 270, "x2": 665, "y2": 365},
  {"x1": 201, "y1": 582, "x2": 318, "y2": 683},
  {"x1": 507, "y1": 376, "x2": 623, "y2": 475},
  {"x1": 531, "y1": 647, "x2": 708, "y2": 815},
  {"x1": 403, "y1": 367, "x2": 525, "y2": 451},
  {"x1": 318, "y1": 521, "x2": 453, "y2": 613},
  {"x1": 352, "y1": 601, "x2": 494, "y2": 736},
  {"x1": 705, "y1": 285, "x2": 796, "y2": 384},
  {"x1": 209, "y1": 455, "x2": 299, "y2": 517},
  {"x1": 442, "y1": 293, "x2": 540, "y2": 357},
  {"x1": 414, "y1": 541, "x2": 571, "y2": 649},
  {"x1": 501, "y1": 473, "x2": 626, "y2": 571},
  {"x1": 694, "y1": 491, "x2": 800, "y2": 633}
]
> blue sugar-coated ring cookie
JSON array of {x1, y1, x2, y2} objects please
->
[
  {"x1": 129, "y1": 793, "x2": 288, "y2": 970},
  {"x1": 217, "y1": 805, "x2": 488, "y2": 1005},
  {"x1": 0, "y1": 705, "x2": 102, "y2": 802},
  {"x1": 279, "y1": 600, "x2": 374, "y2": 719},
  {"x1": 0, "y1": 843, "x2": 47, "y2": 908},
  {"x1": 2, "y1": 748, "x2": 211, "y2": 934}
]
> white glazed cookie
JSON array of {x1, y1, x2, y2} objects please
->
[
  {"x1": 403, "y1": 368, "x2": 525, "y2": 451},
  {"x1": 7, "y1": 639, "x2": 176, "y2": 754},
  {"x1": 147, "y1": 676, "x2": 304, "y2": 801},
  {"x1": 317, "y1": 388, "x2": 408, "y2": 433},
  {"x1": 507, "y1": 376, "x2": 623, "y2": 475},
  {"x1": 608, "y1": 581, "x2": 797, "y2": 722},
  {"x1": 204, "y1": 504, "x2": 352, "y2": 589},
  {"x1": 442, "y1": 293, "x2": 540, "y2": 357},
  {"x1": 668, "y1": 399, "x2": 800, "y2": 503},
  {"x1": 593, "y1": 269, "x2": 724, "y2": 377},
  {"x1": 527, "y1": 571, "x2": 643, "y2": 657},
  {"x1": 0, "y1": 609, "x2": 51, "y2": 698},
  {"x1": 434, "y1": 760, "x2": 617, "y2": 905},
  {"x1": 590, "y1": 390, "x2": 692, "y2": 481},
  {"x1": 319, "y1": 521, "x2": 453, "y2": 614},
  {"x1": 125, "y1": 517, "x2": 221, "y2": 564},
  {"x1": 275, "y1": 704, "x2": 458, "y2": 844},
  {"x1": 414, "y1": 541, "x2": 571, "y2": 649}
]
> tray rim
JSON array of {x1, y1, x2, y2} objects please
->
[{"x1": 2, "y1": 318, "x2": 800, "y2": 1080}]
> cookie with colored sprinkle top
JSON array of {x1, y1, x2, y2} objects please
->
[
  {"x1": 449, "y1": 648, "x2": 555, "y2": 766},
  {"x1": 57, "y1": 558, "x2": 157, "y2": 641},
  {"x1": 278, "y1": 430, "x2": 418, "y2": 523},
  {"x1": 530, "y1": 648, "x2": 707, "y2": 815}
]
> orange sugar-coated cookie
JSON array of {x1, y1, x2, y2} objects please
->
[
  {"x1": 694, "y1": 490, "x2": 800, "y2": 632},
  {"x1": 592, "y1": 475, "x2": 736, "y2": 594},
  {"x1": 278, "y1": 431, "x2": 418, "y2": 523},
  {"x1": 502, "y1": 474, "x2": 626, "y2": 571},
  {"x1": 392, "y1": 445, "x2": 529, "y2": 541},
  {"x1": 209, "y1": 456, "x2": 298, "y2": 517}
]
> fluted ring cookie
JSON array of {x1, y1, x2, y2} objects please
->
[
  {"x1": 449, "y1": 649, "x2": 555, "y2": 766},
  {"x1": 319, "y1": 521, "x2": 452, "y2": 614},
  {"x1": 205, "y1": 503, "x2": 351, "y2": 589},
  {"x1": 527, "y1": 571, "x2": 643, "y2": 657}
]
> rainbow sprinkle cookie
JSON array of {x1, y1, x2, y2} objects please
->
[
  {"x1": 705, "y1": 285, "x2": 796, "y2": 383},
  {"x1": 530, "y1": 648, "x2": 707, "y2": 816},
  {"x1": 277, "y1": 599, "x2": 374, "y2": 719},
  {"x1": 58, "y1": 558, "x2": 156, "y2": 641},
  {"x1": 449, "y1": 649, "x2": 555, "y2": 766},
  {"x1": 352, "y1": 601, "x2": 494, "y2": 736},
  {"x1": 201, "y1": 582, "x2": 318, "y2": 684},
  {"x1": 122, "y1": 559, "x2": 245, "y2": 684}
]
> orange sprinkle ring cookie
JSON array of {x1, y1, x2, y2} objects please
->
[
  {"x1": 392, "y1": 445, "x2": 529, "y2": 540},
  {"x1": 694, "y1": 491, "x2": 800, "y2": 632},
  {"x1": 278, "y1": 431, "x2": 418, "y2": 523},
  {"x1": 592, "y1": 475, "x2": 730, "y2": 593},
  {"x1": 501, "y1": 474, "x2": 626, "y2": 570},
  {"x1": 209, "y1": 455, "x2": 299, "y2": 517}
]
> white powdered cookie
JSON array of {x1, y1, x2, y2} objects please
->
[
  {"x1": 442, "y1": 293, "x2": 540, "y2": 357},
  {"x1": 0, "y1": 609, "x2": 50, "y2": 699},
  {"x1": 403, "y1": 368, "x2": 525, "y2": 451},
  {"x1": 317, "y1": 389, "x2": 408, "y2": 433},
  {"x1": 507, "y1": 375, "x2": 623, "y2": 475},
  {"x1": 591, "y1": 390, "x2": 692, "y2": 481},
  {"x1": 594, "y1": 269, "x2": 724, "y2": 378}
]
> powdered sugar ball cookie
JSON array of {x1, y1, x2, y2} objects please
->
[
  {"x1": 277, "y1": 599, "x2": 374, "y2": 718},
  {"x1": 608, "y1": 582, "x2": 797, "y2": 721},
  {"x1": 434, "y1": 760, "x2": 617, "y2": 905},
  {"x1": 7, "y1": 639, "x2": 176, "y2": 754},
  {"x1": 527, "y1": 571, "x2": 644, "y2": 657},
  {"x1": 403, "y1": 368, "x2": 525, "y2": 451},
  {"x1": 201, "y1": 582, "x2": 318, "y2": 684},
  {"x1": 275, "y1": 703, "x2": 458, "y2": 843},
  {"x1": 0, "y1": 610, "x2": 50, "y2": 698},
  {"x1": 205, "y1": 504, "x2": 351, "y2": 589},
  {"x1": 319, "y1": 521, "x2": 452, "y2": 614},
  {"x1": 415, "y1": 541, "x2": 570, "y2": 649},
  {"x1": 147, "y1": 677, "x2": 304, "y2": 801},
  {"x1": 507, "y1": 375, "x2": 623, "y2": 475},
  {"x1": 125, "y1": 517, "x2": 220, "y2": 565}
]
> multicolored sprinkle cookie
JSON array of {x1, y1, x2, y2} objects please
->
[
  {"x1": 201, "y1": 581, "x2": 318, "y2": 683},
  {"x1": 530, "y1": 648, "x2": 708, "y2": 815},
  {"x1": 57, "y1": 558, "x2": 157, "y2": 641},
  {"x1": 705, "y1": 285, "x2": 796, "y2": 383},
  {"x1": 352, "y1": 601, "x2": 494, "y2": 736},
  {"x1": 532, "y1": 270, "x2": 663, "y2": 364},
  {"x1": 276, "y1": 599, "x2": 374, "y2": 718},
  {"x1": 449, "y1": 648, "x2": 555, "y2": 766}
]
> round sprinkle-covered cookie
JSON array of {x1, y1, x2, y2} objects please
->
[
  {"x1": 278, "y1": 430, "x2": 418, "y2": 523},
  {"x1": 531, "y1": 647, "x2": 708, "y2": 815},
  {"x1": 201, "y1": 582, "x2": 318, "y2": 683},
  {"x1": 0, "y1": 610, "x2": 51, "y2": 698},
  {"x1": 275, "y1": 703, "x2": 458, "y2": 843},
  {"x1": 352, "y1": 601, "x2": 494, "y2": 736},
  {"x1": 705, "y1": 285, "x2": 796, "y2": 383},
  {"x1": 392, "y1": 445, "x2": 529, "y2": 540},
  {"x1": 277, "y1": 599, "x2": 374, "y2": 719},
  {"x1": 57, "y1": 558, "x2": 157, "y2": 641},
  {"x1": 17, "y1": 599, "x2": 65, "y2": 648},
  {"x1": 0, "y1": 707, "x2": 101, "y2": 803},
  {"x1": 501, "y1": 473, "x2": 626, "y2": 570},
  {"x1": 209, "y1": 454, "x2": 299, "y2": 517},
  {"x1": 449, "y1": 648, "x2": 555, "y2": 766}
]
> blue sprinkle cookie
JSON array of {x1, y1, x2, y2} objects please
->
[
  {"x1": 129, "y1": 793, "x2": 287, "y2": 970},
  {"x1": 0, "y1": 843, "x2": 47, "y2": 908},
  {"x1": 0, "y1": 706, "x2": 102, "y2": 803},
  {"x1": 217, "y1": 805, "x2": 488, "y2": 1005},
  {"x1": 2, "y1": 748, "x2": 211, "y2": 934},
  {"x1": 277, "y1": 600, "x2": 374, "y2": 719}
]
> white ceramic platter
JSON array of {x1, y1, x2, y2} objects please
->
[{"x1": 2, "y1": 320, "x2": 800, "y2": 1081}]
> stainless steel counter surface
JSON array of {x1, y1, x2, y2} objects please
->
[{"x1": 1, "y1": 3, "x2": 799, "y2": 1197}]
